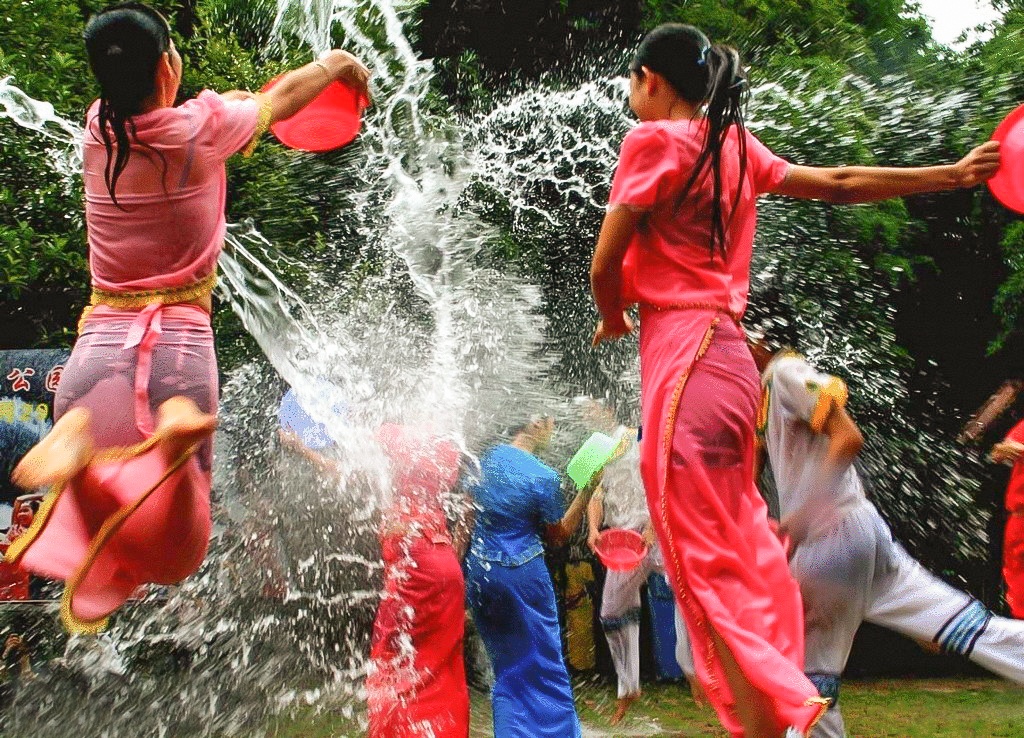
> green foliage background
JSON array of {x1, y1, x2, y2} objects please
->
[
  {"x1": 3, "y1": 0, "x2": 1022, "y2": 368},
  {"x1": 0, "y1": 0, "x2": 1022, "y2": 433},
  {"x1": 1, "y1": 0, "x2": 1024, "y2": 666}
]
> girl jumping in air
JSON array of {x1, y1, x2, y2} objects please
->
[{"x1": 8, "y1": 1, "x2": 370, "y2": 633}]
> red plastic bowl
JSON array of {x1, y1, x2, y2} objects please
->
[
  {"x1": 594, "y1": 528, "x2": 648, "y2": 572},
  {"x1": 989, "y1": 103, "x2": 1024, "y2": 214},
  {"x1": 260, "y1": 75, "x2": 366, "y2": 152}
]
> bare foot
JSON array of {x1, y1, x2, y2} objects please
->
[
  {"x1": 154, "y1": 397, "x2": 217, "y2": 461},
  {"x1": 11, "y1": 408, "x2": 95, "y2": 490},
  {"x1": 611, "y1": 693, "x2": 639, "y2": 725}
]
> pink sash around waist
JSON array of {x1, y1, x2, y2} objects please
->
[{"x1": 81, "y1": 302, "x2": 212, "y2": 439}]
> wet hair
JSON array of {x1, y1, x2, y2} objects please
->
[
  {"x1": 631, "y1": 23, "x2": 749, "y2": 260},
  {"x1": 506, "y1": 415, "x2": 551, "y2": 438},
  {"x1": 84, "y1": 2, "x2": 172, "y2": 207}
]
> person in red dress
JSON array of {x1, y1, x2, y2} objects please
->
[{"x1": 366, "y1": 424, "x2": 472, "y2": 738}]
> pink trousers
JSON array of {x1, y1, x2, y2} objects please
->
[
  {"x1": 9, "y1": 304, "x2": 216, "y2": 632},
  {"x1": 640, "y1": 312, "x2": 826, "y2": 736}
]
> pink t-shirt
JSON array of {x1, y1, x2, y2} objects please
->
[
  {"x1": 83, "y1": 90, "x2": 259, "y2": 291},
  {"x1": 608, "y1": 119, "x2": 789, "y2": 317}
]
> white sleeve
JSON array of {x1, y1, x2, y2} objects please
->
[{"x1": 770, "y1": 356, "x2": 848, "y2": 434}]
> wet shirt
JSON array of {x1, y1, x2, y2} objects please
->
[
  {"x1": 760, "y1": 354, "x2": 865, "y2": 540},
  {"x1": 468, "y1": 444, "x2": 564, "y2": 567},
  {"x1": 597, "y1": 427, "x2": 649, "y2": 532},
  {"x1": 608, "y1": 120, "x2": 789, "y2": 317},
  {"x1": 83, "y1": 91, "x2": 259, "y2": 291},
  {"x1": 377, "y1": 423, "x2": 462, "y2": 545}
]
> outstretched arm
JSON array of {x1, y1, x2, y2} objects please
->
[
  {"x1": 960, "y1": 380, "x2": 1024, "y2": 444},
  {"x1": 771, "y1": 141, "x2": 1000, "y2": 204},
  {"x1": 260, "y1": 50, "x2": 371, "y2": 125},
  {"x1": 278, "y1": 428, "x2": 343, "y2": 477}
]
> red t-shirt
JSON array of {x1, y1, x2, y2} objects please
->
[{"x1": 608, "y1": 119, "x2": 789, "y2": 316}]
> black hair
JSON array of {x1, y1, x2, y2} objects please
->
[
  {"x1": 84, "y1": 2, "x2": 172, "y2": 208},
  {"x1": 505, "y1": 415, "x2": 551, "y2": 439},
  {"x1": 631, "y1": 23, "x2": 749, "y2": 261}
]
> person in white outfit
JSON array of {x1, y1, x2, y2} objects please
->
[
  {"x1": 587, "y1": 426, "x2": 662, "y2": 725},
  {"x1": 751, "y1": 347, "x2": 1024, "y2": 738}
]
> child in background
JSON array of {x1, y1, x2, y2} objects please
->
[
  {"x1": 464, "y1": 417, "x2": 600, "y2": 738},
  {"x1": 587, "y1": 426, "x2": 663, "y2": 725}
]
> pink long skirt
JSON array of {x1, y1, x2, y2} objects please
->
[
  {"x1": 639, "y1": 310, "x2": 827, "y2": 736},
  {"x1": 7, "y1": 304, "x2": 216, "y2": 632}
]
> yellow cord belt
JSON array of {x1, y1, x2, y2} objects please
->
[{"x1": 78, "y1": 271, "x2": 217, "y2": 333}]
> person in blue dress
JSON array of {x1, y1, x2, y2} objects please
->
[{"x1": 465, "y1": 416, "x2": 600, "y2": 738}]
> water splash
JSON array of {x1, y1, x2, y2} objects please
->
[
  {"x1": 219, "y1": 222, "x2": 327, "y2": 386},
  {"x1": 454, "y1": 67, "x2": 1017, "y2": 563},
  {"x1": 0, "y1": 76, "x2": 82, "y2": 183},
  {"x1": 1, "y1": 3, "x2": 1017, "y2": 735}
]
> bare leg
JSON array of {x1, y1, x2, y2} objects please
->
[
  {"x1": 11, "y1": 408, "x2": 95, "y2": 490},
  {"x1": 611, "y1": 692, "x2": 639, "y2": 725},
  {"x1": 710, "y1": 627, "x2": 780, "y2": 738},
  {"x1": 153, "y1": 397, "x2": 217, "y2": 462}
]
